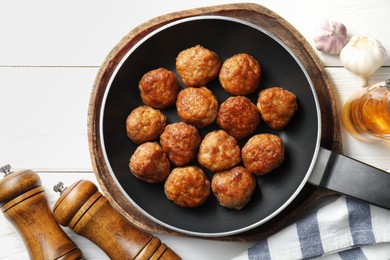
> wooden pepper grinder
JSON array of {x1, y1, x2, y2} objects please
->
[
  {"x1": 52, "y1": 179, "x2": 181, "y2": 260},
  {"x1": 0, "y1": 165, "x2": 84, "y2": 260}
]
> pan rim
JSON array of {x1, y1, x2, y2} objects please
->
[{"x1": 99, "y1": 15, "x2": 322, "y2": 237}]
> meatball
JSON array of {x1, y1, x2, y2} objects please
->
[
  {"x1": 164, "y1": 166, "x2": 210, "y2": 207},
  {"x1": 129, "y1": 142, "x2": 171, "y2": 183},
  {"x1": 257, "y1": 87, "x2": 298, "y2": 130},
  {"x1": 176, "y1": 45, "x2": 221, "y2": 87},
  {"x1": 219, "y1": 53, "x2": 261, "y2": 95},
  {"x1": 139, "y1": 68, "x2": 179, "y2": 109},
  {"x1": 160, "y1": 122, "x2": 201, "y2": 166},
  {"x1": 242, "y1": 134, "x2": 284, "y2": 176},
  {"x1": 176, "y1": 87, "x2": 219, "y2": 128},
  {"x1": 217, "y1": 96, "x2": 260, "y2": 140},
  {"x1": 198, "y1": 130, "x2": 241, "y2": 172},
  {"x1": 126, "y1": 106, "x2": 167, "y2": 144},
  {"x1": 212, "y1": 166, "x2": 256, "y2": 210}
]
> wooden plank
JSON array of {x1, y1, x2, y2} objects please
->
[
  {"x1": 0, "y1": 68, "x2": 388, "y2": 172},
  {"x1": 0, "y1": 1, "x2": 389, "y2": 258},
  {"x1": 0, "y1": 0, "x2": 388, "y2": 67},
  {"x1": 0, "y1": 67, "x2": 97, "y2": 170}
]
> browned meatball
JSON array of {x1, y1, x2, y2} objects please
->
[
  {"x1": 129, "y1": 142, "x2": 171, "y2": 183},
  {"x1": 217, "y1": 96, "x2": 260, "y2": 140},
  {"x1": 176, "y1": 87, "x2": 219, "y2": 128},
  {"x1": 211, "y1": 166, "x2": 256, "y2": 210},
  {"x1": 139, "y1": 68, "x2": 179, "y2": 109},
  {"x1": 160, "y1": 122, "x2": 201, "y2": 166},
  {"x1": 198, "y1": 130, "x2": 241, "y2": 172},
  {"x1": 126, "y1": 106, "x2": 167, "y2": 144},
  {"x1": 242, "y1": 134, "x2": 284, "y2": 176},
  {"x1": 219, "y1": 53, "x2": 261, "y2": 95},
  {"x1": 257, "y1": 87, "x2": 298, "y2": 130},
  {"x1": 164, "y1": 166, "x2": 210, "y2": 207},
  {"x1": 176, "y1": 45, "x2": 221, "y2": 87}
]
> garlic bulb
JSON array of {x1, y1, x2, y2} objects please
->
[
  {"x1": 340, "y1": 35, "x2": 386, "y2": 86},
  {"x1": 313, "y1": 19, "x2": 348, "y2": 55}
]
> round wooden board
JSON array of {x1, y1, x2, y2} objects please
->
[{"x1": 88, "y1": 3, "x2": 342, "y2": 241}]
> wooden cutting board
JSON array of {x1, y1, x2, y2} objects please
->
[{"x1": 88, "y1": 3, "x2": 342, "y2": 242}]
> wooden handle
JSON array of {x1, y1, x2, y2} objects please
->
[
  {"x1": 0, "y1": 168, "x2": 84, "y2": 260},
  {"x1": 53, "y1": 180, "x2": 181, "y2": 260}
]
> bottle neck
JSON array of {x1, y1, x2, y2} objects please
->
[{"x1": 381, "y1": 78, "x2": 390, "y2": 91}]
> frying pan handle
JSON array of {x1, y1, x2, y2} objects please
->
[{"x1": 308, "y1": 147, "x2": 390, "y2": 209}]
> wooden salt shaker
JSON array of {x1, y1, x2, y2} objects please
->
[
  {"x1": 53, "y1": 179, "x2": 181, "y2": 260},
  {"x1": 0, "y1": 165, "x2": 84, "y2": 260}
]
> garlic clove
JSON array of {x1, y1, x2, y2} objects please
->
[
  {"x1": 340, "y1": 35, "x2": 387, "y2": 86},
  {"x1": 313, "y1": 19, "x2": 348, "y2": 55}
]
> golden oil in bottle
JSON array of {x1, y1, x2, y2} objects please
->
[{"x1": 342, "y1": 79, "x2": 390, "y2": 142}]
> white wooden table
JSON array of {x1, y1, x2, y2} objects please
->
[{"x1": 0, "y1": 1, "x2": 389, "y2": 259}]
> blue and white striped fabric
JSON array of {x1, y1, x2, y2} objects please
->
[{"x1": 233, "y1": 196, "x2": 390, "y2": 260}]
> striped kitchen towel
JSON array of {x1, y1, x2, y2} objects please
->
[{"x1": 233, "y1": 196, "x2": 390, "y2": 260}]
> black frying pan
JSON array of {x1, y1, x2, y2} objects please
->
[{"x1": 98, "y1": 16, "x2": 390, "y2": 237}]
